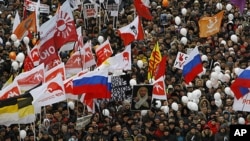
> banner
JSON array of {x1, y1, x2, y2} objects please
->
[
  {"x1": 76, "y1": 114, "x2": 92, "y2": 130},
  {"x1": 174, "y1": 52, "x2": 188, "y2": 70},
  {"x1": 83, "y1": 3, "x2": 98, "y2": 18},
  {"x1": 107, "y1": 3, "x2": 119, "y2": 17},
  {"x1": 24, "y1": 0, "x2": 50, "y2": 14},
  {"x1": 233, "y1": 93, "x2": 250, "y2": 112},
  {"x1": 111, "y1": 74, "x2": 132, "y2": 101}
]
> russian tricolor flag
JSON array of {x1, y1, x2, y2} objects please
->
[
  {"x1": 231, "y1": 67, "x2": 250, "y2": 99},
  {"x1": 182, "y1": 47, "x2": 203, "y2": 84},
  {"x1": 72, "y1": 69, "x2": 111, "y2": 99}
]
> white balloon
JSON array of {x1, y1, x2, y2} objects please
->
[
  {"x1": 171, "y1": 102, "x2": 178, "y2": 111},
  {"x1": 175, "y1": 16, "x2": 181, "y2": 25},
  {"x1": 97, "y1": 36, "x2": 104, "y2": 44},
  {"x1": 129, "y1": 79, "x2": 137, "y2": 86},
  {"x1": 11, "y1": 34, "x2": 17, "y2": 42},
  {"x1": 180, "y1": 28, "x2": 187, "y2": 36},
  {"x1": 160, "y1": 106, "x2": 169, "y2": 114},
  {"x1": 181, "y1": 8, "x2": 187, "y2": 16},
  {"x1": 155, "y1": 100, "x2": 161, "y2": 108},
  {"x1": 212, "y1": 81, "x2": 219, "y2": 89},
  {"x1": 191, "y1": 102, "x2": 198, "y2": 111},
  {"x1": 192, "y1": 98, "x2": 199, "y2": 104},
  {"x1": 193, "y1": 89, "x2": 201, "y2": 98},
  {"x1": 16, "y1": 52, "x2": 25, "y2": 63},
  {"x1": 223, "y1": 74, "x2": 230, "y2": 82},
  {"x1": 137, "y1": 60, "x2": 143, "y2": 68},
  {"x1": 102, "y1": 109, "x2": 110, "y2": 116},
  {"x1": 226, "y1": 4, "x2": 232, "y2": 11},
  {"x1": 187, "y1": 92, "x2": 194, "y2": 100},
  {"x1": 211, "y1": 72, "x2": 219, "y2": 79},
  {"x1": 216, "y1": 3, "x2": 223, "y2": 10},
  {"x1": 228, "y1": 13, "x2": 234, "y2": 21},
  {"x1": 230, "y1": 34, "x2": 238, "y2": 43},
  {"x1": 20, "y1": 130, "x2": 27, "y2": 139},
  {"x1": 215, "y1": 99, "x2": 222, "y2": 107},
  {"x1": 5, "y1": 41, "x2": 11, "y2": 46},
  {"x1": 234, "y1": 67, "x2": 242, "y2": 76},
  {"x1": 14, "y1": 40, "x2": 20, "y2": 47},
  {"x1": 201, "y1": 55, "x2": 208, "y2": 62},
  {"x1": 181, "y1": 96, "x2": 189, "y2": 104},
  {"x1": 214, "y1": 66, "x2": 221, "y2": 73},
  {"x1": 187, "y1": 101, "x2": 193, "y2": 110},
  {"x1": 12, "y1": 61, "x2": 19, "y2": 71},
  {"x1": 68, "y1": 101, "x2": 75, "y2": 110},
  {"x1": 214, "y1": 92, "x2": 221, "y2": 100},
  {"x1": 218, "y1": 72, "x2": 224, "y2": 81},
  {"x1": 238, "y1": 117, "x2": 245, "y2": 124},
  {"x1": 141, "y1": 110, "x2": 148, "y2": 116},
  {"x1": 23, "y1": 36, "x2": 30, "y2": 45},
  {"x1": 180, "y1": 37, "x2": 187, "y2": 45},
  {"x1": 224, "y1": 87, "x2": 232, "y2": 95}
]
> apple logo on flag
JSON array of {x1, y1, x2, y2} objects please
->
[{"x1": 47, "y1": 82, "x2": 63, "y2": 94}]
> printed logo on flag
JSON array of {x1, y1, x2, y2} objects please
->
[
  {"x1": 47, "y1": 82, "x2": 64, "y2": 94},
  {"x1": 174, "y1": 52, "x2": 188, "y2": 70}
]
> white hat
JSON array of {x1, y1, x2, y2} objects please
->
[
  {"x1": 228, "y1": 47, "x2": 234, "y2": 51},
  {"x1": 167, "y1": 85, "x2": 173, "y2": 89},
  {"x1": 214, "y1": 62, "x2": 220, "y2": 66}
]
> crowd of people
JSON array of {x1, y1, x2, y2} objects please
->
[{"x1": 0, "y1": 0, "x2": 250, "y2": 141}]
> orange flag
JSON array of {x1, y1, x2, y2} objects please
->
[
  {"x1": 198, "y1": 11, "x2": 224, "y2": 38},
  {"x1": 13, "y1": 12, "x2": 37, "y2": 40}
]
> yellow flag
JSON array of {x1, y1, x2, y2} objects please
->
[
  {"x1": 198, "y1": 11, "x2": 224, "y2": 38},
  {"x1": 148, "y1": 42, "x2": 162, "y2": 80}
]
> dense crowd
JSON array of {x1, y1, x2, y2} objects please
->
[{"x1": 0, "y1": 0, "x2": 250, "y2": 141}]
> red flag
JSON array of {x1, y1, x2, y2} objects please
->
[
  {"x1": 154, "y1": 56, "x2": 167, "y2": 80},
  {"x1": 0, "y1": 81, "x2": 21, "y2": 100},
  {"x1": 38, "y1": 38, "x2": 60, "y2": 66},
  {"x1": 30, "y1": 75, "x2": 66, "y2": 107},
  {"x1": 134, "y1": 0, "x2": 153, "y2": 20},
  {"x1": 45, "y1": 63, "x2": 66, "y2": 82},
  {"x1": 65, "y1": 50, "x2": 85, "y2": 77},
  {"x1": 45, "y1": 58, "x2": 62, "y2": 71},
  {"x1": 14, "y1": 63, "x2": 45, "y2": 92},
  {"x1": 82, "y1": 41, "x2": 96, "y2": 69},
  {"x1": 64, "y1": 77, "x2": 78, "y2": 100},
  {"x1": 53, "y1": 1, "x2": 78, "y2": 49},
  {"x1": 117, "y1": 16, "x2": 144, "y2": 46},
  {"x1": 95, "y1": 39, "x2": 113, "y2": 66},
  {"x1": 80, "y1": 94, "x2": 95, "y2": 113},
  {"x1": 23, "y1": 45, "x2": 34, "y2": 72},
  {"x1": 152, "y1": 76, "x2": 167, "y2": 100},
  {"x1": 23, "y1": 54, "x2": 34, "y2": 72},
  {"x1": 74, "y1": 26, "x2": 84, "y2": 52},
  {"x1": 30, "y1": 45, "x2": 40, "y2": 66},
  {"x1": 38, "y1": 0, "x2": 77, "y2": 66}
]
